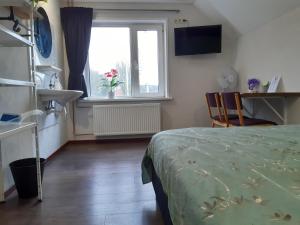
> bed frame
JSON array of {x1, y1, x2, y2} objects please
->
[{"x1": 150, "y1": 161, "x2": 173, "y2": 225}]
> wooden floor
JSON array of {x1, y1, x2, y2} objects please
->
[{"x1": 0, "y1": 140, "x2": 164, "y2": 225}]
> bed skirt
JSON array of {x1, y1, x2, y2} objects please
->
[{"x1": 150, "y1": 161, "x2": 173, "y2": 225}]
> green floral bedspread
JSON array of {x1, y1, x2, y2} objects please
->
[{"x1": 142, "y1": 125, "x2": 300, "y2": 225}]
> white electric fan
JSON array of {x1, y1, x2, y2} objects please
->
[{"x1": 217, "y1": 67, "x2": 239, "y2": 92}]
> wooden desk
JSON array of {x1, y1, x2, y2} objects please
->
[{"x1": 241, "y1": 92, "x2": 300, "y2": 124}]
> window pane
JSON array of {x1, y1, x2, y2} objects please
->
[
  {"x1": 137, "y1": 31, "x2": 159, "y2": 94},
  {"x1": 89, "y1": 27, "x2": 131, "y2": 97}
]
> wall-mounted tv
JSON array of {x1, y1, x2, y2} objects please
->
[{"x1": 174, "y1": 25, "x2": 222, "y2": 56}]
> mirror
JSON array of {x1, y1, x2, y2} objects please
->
[{"x1": 34, "y1": 7, "x2": 52, "y2": 58}]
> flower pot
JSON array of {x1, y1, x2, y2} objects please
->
[
  {"x1": 108, "y1": 91, "x2": 115, "y2": 99},
  {"x1": 248, "y1": 86, "x2": 259, "y2": 93},
  {"x1": 261, "y1": 86, "x2": 268, "y2": 93}
]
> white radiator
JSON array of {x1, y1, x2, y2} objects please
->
[{"x1": 93, "y1": 103, "x2": 161, "y2": 136}]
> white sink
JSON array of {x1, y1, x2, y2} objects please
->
[{"x1": 37, "y1": 89, "x2": 83, "y2": 106}]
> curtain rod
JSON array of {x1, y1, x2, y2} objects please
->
[{"x1": 93, "y1": 8, "x2": 180, "y2": 13}]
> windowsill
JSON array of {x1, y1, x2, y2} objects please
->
[{"x1": 77, "y1": 96, "x2": 173, "y2": 107}]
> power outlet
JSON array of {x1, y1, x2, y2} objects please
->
[{"x1": 174, "y1": 18, "x2": 188, "y2": 24}]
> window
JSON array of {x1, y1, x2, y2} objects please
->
[{"x1": 87, "y1": 22, "x2": 166, "y2": 98}]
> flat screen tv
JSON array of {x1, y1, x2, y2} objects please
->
[{"x1": 174, "y1": 25, "x2": 222, "y2": 56}]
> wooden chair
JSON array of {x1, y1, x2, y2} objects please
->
[
  {"x1": 220, "y1": 92, "x2": 277, "y2": 127},
  {"x1": 205, "y1": 92, "x2": 229, "y2": 127}
]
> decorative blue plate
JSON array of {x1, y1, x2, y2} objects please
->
[{"x1": 34, "y1": 7, "x2": 52, "y2": 58}]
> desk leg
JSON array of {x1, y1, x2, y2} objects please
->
[
  {"x1": 283, "y1": 97, "x2": 288, "y2": 125},
  {"x1": 261, "y1": 98, "x2": 285, "y2": 124},
  {"x1": 0, "y1": 143, "x2": 5, "y2": 203},
  {"x1": 251, "y1": 98, "x2": 256, "y2": 117},
  {"x1": 243, "y1": 99, "x2": 255, "y2": 117}
]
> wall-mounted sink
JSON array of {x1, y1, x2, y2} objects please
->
[{"x1": 37, "y1": 89, "x2": 83, "y2": 106}]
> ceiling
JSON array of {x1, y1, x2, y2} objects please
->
[
  {"x1": 194, "y1": 0, "x2": 300, "y2": 34},
  {"x1": 69, "y1": 0, "x2": 195, "y2": 3},
  {"x1": 64, "y1": 0, "x2": 300, "y2": 35}
]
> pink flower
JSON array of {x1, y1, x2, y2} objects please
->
[
  {"x1": 111, "y1": 69, "x2": 118, "y2": 76},
  {"x1": 105, "y1": 72, "x2": 112, "y2": 78}
]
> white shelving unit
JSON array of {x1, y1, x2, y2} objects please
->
[
  {"x1": 0, "y1": 24, "x2": 33, "y2": 47},
  {"x1": 0, "y1": 122, "x2": 37, "y2": 202},
  {"x1": 0, "y1": 78, "x2": 34, "y2": 87},
  {"x1": 0, "y1": 0, "x2": 42, "y2": 19},
  {"x1": 0, "y1": 2, "x2": 42, "y2": 202},
  {"x1": 0, "y1": 122, "x2": 36, "y2": 139},
  {"x1": 0, "y1": 0, "x2": 31, "y2": 7}
]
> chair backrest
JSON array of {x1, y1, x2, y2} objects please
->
[
  {"x1": 221, "y1": 92, "x2": 243, "y2": 110},
  {"x1": 220, "y1": 92, "x2": 244, "y2": 125},
  {"x1": 205, "y1": 92, "x2": 223, "y2": 121}
]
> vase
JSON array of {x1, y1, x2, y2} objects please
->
[
  {"x1": 248, "y1": 86, "x2": 259, "y2": 93},
  {"x1": 108, "y1": 91, "x2": 115, "y2": 99},
  {"x1": 262, "y1": 86, "x2": 269, "y2": 93},
  {"x1": 248, "y1": 89, "x2": 258, "y2": 93}
]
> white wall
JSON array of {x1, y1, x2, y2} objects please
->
[
  {"x1": 0, "y1": 0, "x2": 67, "y2": 192},
  {"x1": 64, "y1": 3, "x2": 237, "y2": 138},
  {"x1": 235, "y1": 6, "x2": 300, "y2": 124},
  {"x1": 35, "y1": 1, "x2": 68, "y2": 158}
]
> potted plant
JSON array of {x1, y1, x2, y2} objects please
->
[
  {"x1": 262, "y1": 81, "x2": 270, "y2": 92},
  {"x1": 101, "y1": 69, "x2": 123, "y2": 98}
]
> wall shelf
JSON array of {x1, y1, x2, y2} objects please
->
[
  {"x1": 0, "y1": 0, "x2": 31, "y2": 7},
  {"x1": 0, "y1": 24, "x2": 33, "y2": 47},
  {"x1": 36, "y1": 65, "x2": 62, "y2": 73},
  {"x1": 0, "y1": 0, "x2": 42, "y2": 19},
  {"x1": 0, "y1": 78, "x2": 34, "y2": 87},
  {"x1": 0, "y1": 122, "x2": 36, "y2": 140}
]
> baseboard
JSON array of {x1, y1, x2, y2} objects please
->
[
  {"x1": 68, "y1": 137, "x2": 151, "y2": 145},
  {"x1": 72, "y1": 133, "x2": 154, "y2": 141},
  {"x1": 46, "y1": 141, "x2": 69, "y2": 162},
  {"x1": 4, "y1": 185, "x2": 16, "y2": 198}
]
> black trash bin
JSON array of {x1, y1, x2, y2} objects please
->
[{"x1": 9, "y1": 158, "x2": 46, "y2": 199}]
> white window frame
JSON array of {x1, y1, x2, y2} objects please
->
[{"x1": 88, "y1": 20, "x2": 168, "y2": 98}]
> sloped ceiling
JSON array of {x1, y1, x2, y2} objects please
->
[
  {"x1": 63, "y1": 0, "x2": 300, "y2": 35},
  {"x1": 70, "y1": 0, "x2": 195, "y2": 3},
  {"x1": 194, "y1": 0, "x2": 300, "y2": 34}
]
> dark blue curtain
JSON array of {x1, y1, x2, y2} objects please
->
[{"x1": 60, "y1": 7, "x2": 93, "y2": 98}]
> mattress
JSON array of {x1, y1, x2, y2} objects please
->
[{"x1": 142, "y1": 125, "x2": 300, "y2": 225}]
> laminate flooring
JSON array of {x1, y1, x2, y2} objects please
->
[{"x1": 0, "y1": 140, "x2": 164, "y2": 225}]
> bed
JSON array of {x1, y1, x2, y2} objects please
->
[{"x1": 142, "y1": 125, "x2": 300, "y2": 225}]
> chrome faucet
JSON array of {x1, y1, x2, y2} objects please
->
[{"x1": 49, "y1": 73, "x2": 58, "y2": 89}]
